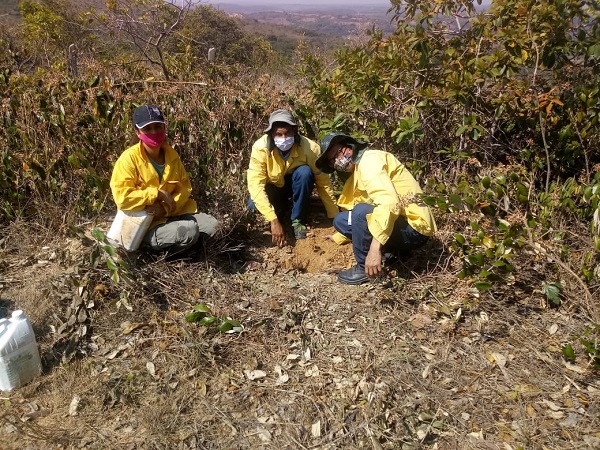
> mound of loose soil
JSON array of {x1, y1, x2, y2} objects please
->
[{"x1": 245, "y1": 218, "x2": 355, "y2": 274}]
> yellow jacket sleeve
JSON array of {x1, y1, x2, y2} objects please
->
[
  {"x1": 246, "y1": 135, "x2": 339, "y2": 222},
  {"x1": 162, "y1": 150, "x2": 193, "y2": 216},
  {"x1": 358, "y1": 153, "x2": 401, "y2": 245},
  {"x1": 247, "y1": 137, "x2": 278, "y2": 222},
  {"x1": 332, "y1": 231, "x2": 351, "y2": 245},
  {"x1": 110, "y1": 143, "x2": 197, "y2": 218},
  {"x1": 110, "y1": 147, "x2": 159, "y2": 211},
  {"x1": 307, "y1": 139, "x2": 339, "y2": 218}
]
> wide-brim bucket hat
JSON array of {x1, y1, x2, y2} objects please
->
[
  {"x1": 264, "y1": 109, "x2": 297, "y2": 133},
  {"x1": 316, "y1": 132, "x2": 367, "y2": 174}
]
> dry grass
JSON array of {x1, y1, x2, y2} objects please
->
[{"x1": 1, "y1": 212, "x2": 600, "y2": 450}]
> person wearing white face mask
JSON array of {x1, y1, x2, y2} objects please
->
[
  {"x1": 315, "y1": 132, "x2": 437, "y2": 285},
  {"x1": 247, "y1": 109, "x2": 339, "y2": 246}
]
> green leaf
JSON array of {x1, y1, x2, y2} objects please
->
[
  {"x1": 89, "y1": 75, "x2": 100, "y2": 88},
  {"x1": 474, "y1": 281, "x2": 493, "y2": 291},
  {"x1": 449, "y1": 194, "x2": 462, "y2": 210},
  {"x1": 198, "y1": 315, "x2": 217, "y2": 326},
  {"x1": 541, "y1": 282, "x2": 562, "y2": 306},
  {"x1": 91, "y1": 228, "x2": 106, "y2": 241},
  {"x1": 192, "y1": 303, "x2": 212, "y2": 313},
  {"x1": 467, "y1": 253, "x2": 485, "y2": 267},
  {"x1": 218, "y1": 319, "x2": 243, "y2": 333},
  {"x1": 106, "y1": 257, "x2": 118, "y2": 271},
  {"x1": 421, "y1": 196, "x2": 437, "y2": 206},
  {"x1": 587, "y1": 43, "x2": 600, "y2": 57},
  {"x1": 454, "y1": 233, "x2": 466, "y2": 245},
  {"x1": 455, "y1": 124, "x2": 468, "y2": 136},
  {"x1": 436, "y1": 197, "x2": 448, "y2": 211},
  {"x1": 562, "y1": 344, "x2": 575, "y2": 362},
  {"x1": 185, "y1": 311, "x2": 208, "y2": 323}
]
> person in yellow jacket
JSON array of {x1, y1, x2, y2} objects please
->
[
  {"x1": 110, "y1": 104, "x2": 218, "y2": 253},
  {"x1": 247, "y1": 109, "x2": 339, "y2": 246},
  {"x1": 315, "y1": 132, "x2": 436, "y2": 285}
]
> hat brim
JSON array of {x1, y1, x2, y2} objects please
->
[
  {"x1": 135, "y1": 120, "x2": 166, "y2": 129},
  {"x1": 264, "y1": 121, "x2": 298, "y2": 133},
  {"x1": 316, "y1": 135, "x2": 354, "y2": 174}
]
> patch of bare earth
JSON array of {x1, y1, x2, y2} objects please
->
[{"x1": 1, "y1": 213, "x2": 599, "y2": 450}]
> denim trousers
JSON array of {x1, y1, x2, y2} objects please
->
[
  {"x1": 248, "y1": 164, "x2": 315, "y2": 223},
  {"x1": 333, "y1": 203, "x2": 429, "y2": 268}
]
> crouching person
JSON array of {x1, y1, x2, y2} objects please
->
[
  {"x1": 110, "y1": 104, "x2": 218, "y2": 253},
  {"x1": 315, "y1": 132, "x2": 436, "y2": 285},
  {"x1": 247, "y1": 109, "x2": 338, "y2": 247}
]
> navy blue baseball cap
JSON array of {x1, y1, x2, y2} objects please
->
[{"x1": 133, "y1": 104, "x2": 165, "y2": 129}]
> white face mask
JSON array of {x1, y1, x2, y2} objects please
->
[
  {"x1": 274, "y1": 136, "x2": 294, "y2": 152},
  {"x1": 333, "y1": 153, "x2": 353, "y2": 172}
]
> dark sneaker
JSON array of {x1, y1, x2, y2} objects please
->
[
  {"x1": 338, "y1": 265, "x2": 370, "y2": 285},
  {"x1": 292, "y1": 219, "x2": 307, "y2": 240}
]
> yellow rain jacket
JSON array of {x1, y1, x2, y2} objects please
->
[
  {"x1": 332, "y1": 150, "x2": 436, "y2": 245},
  {"x1": 110, "y1": 142, "x2": 197, "y2": 225},
  {"x1": 247, "y1": 134, "x2": 339, "y2": 222}
]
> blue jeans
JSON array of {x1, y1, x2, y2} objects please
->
[
  {"x1": 248, "y1": 165, "x2": 315, "y2": 223},
  {"x1": 333, "y1": 203, "x2": 428, "y2": 268}
]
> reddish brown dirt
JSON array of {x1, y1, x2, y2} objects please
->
[{"x1": 247, "y1": 220, "x2": 356, "y2": 274}]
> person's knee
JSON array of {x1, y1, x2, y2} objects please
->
[
  {"x1": 333, "y1": 212, "x2": 346, "y2": 232},
  {"x1": 176, "y1": 220, "x2": 200, "y2": 246},
  {"x1": 195, "y1": 213, "x2": 219, "y2": 238},
  {"x1": 353, "y1": 203, "x2": 374, "y2": 222},
  {"x1": 143, "y1": 220, "x2": 198, "y2": 251},
  {"x1": 292, "y1": 164, "x2": 313, "y2": 181},
  {"x1": 247, "y1": 197, "x2": 257, "y2": 212}
]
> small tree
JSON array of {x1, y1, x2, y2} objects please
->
[{"x1": 88, "y1": 0, "x2": 202, "y2": 80}]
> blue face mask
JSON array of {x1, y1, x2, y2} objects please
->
[{"x1": 274, "y1": 136, "x2": 294, "y2": 152}]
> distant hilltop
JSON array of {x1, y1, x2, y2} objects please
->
[
  {"x1": 202, "y1": 1, "x2": 393, "y2": 15},
  {"x1": 201, "y1": 0, "x2": 490, "y2": 13},
  {"x1": 204, "y1": 0, "x2": 392, "y2": 5}
]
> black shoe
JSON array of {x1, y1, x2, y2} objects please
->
[{"x1": 338, "y1": 265, "x2": 370, "y2": 285}]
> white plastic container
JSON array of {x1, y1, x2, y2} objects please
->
[
  {"x1": 106, "y1": 210, "x2": 153, "y2": 251},
  {"x1": 0, "y1": 310, "x2": 42, "y2": 391}
]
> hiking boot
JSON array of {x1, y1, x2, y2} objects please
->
[
  {"x1": 292, "y1": 219, "x2": 307, "y2": 240},
  {"x1": 338, "y1": 265, "x2": 370, "y2": 285}
]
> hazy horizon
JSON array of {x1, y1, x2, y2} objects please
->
[
  {"x1": 200, "y1": 0, "x2": 392, "y2": 5},
  {"x1": 197, "y1": 0, "x2": 491, "y2": 9}
]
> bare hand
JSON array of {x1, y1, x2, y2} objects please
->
[
  {"x1": 270, "y1": 218, "x2": 286, "y2": 247},
  {"x1": 157, "y1": 189, "x2": 176, "y2": 215},
  {"x1": 365, "y1": 240, "x2": 383, "y2": 278},
  {"x1": 145, "y1": 203, "x2": 166, "y2": 220}
]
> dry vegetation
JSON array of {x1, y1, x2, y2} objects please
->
[
  {"x1": 1, "y1": 201, "x2": 599, "y2": 450},
  {"x1": 2, "y1": 1, "x2": 600, "y2": 449}
]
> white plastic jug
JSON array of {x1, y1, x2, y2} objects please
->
[
  {"x1": 0, "y1": 310, "x2": 42, "y2": 391},
  {"x1": 106, "y1": 210, "x2": 153, "y2": 251}
]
